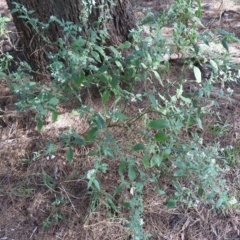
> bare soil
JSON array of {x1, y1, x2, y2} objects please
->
[{"x1": 1, "y1": 0, "x2": 240, "y2": 239}]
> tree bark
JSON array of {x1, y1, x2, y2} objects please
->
[{"x1": 5, "y1": 0, "x2": 136, "y2": 72}]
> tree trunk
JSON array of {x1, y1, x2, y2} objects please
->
[{"x1": 5, "y1": 0, "x2": 136, "y2": 73}]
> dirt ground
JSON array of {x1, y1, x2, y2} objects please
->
[{"x1": 1, "y1": 0, "x2": 240, "y2": 239}]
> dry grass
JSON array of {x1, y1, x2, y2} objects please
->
[{"x1": 1, "y1": 0, "x2": 240, "y2": 239}]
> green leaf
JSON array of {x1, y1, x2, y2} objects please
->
[
  {"x1": 186, "y1": 114, "x2": 194, "y2": 129},
  {"x1": 124, "y1": 67, "x2": 135, "y2": 81},
  {"x1": 88, "y1": 150, "x2": 99, "y2": 156},
  {"x1": 118, "y1": 161, "x2": 128, "y2": 176},
  {"x1": 85, "y1": 127, "x2": 98, "y2": 141},
  {"x1": 192, "y1": 43, "x2": 199, "y2": 55},
  {"x1": 152, "y1": 70, "x2": 163, "y2": 86},
  {"x1": 93, "y1": 179, "x2": 100, "y2": 191},
  {"x1": 0, "y1": 72, "x2": 6, "y2": 77},
  {"x1": 66, "y1": 147, "x2": 73, "y2": 163},
  {"x1": 72, "y1": 71, "x2": 85, "y2": 88},
  {"x1": 149, "y1": 94, "x2": 158, "y2": 107},
  {"x1": 217, "y1": 29, "x2": 231, "y2": 36},
  {"x1": 1, "y1": 16, "x2": 10, "y2": 22},
  {"x1": 147, "y1": 53, "x2": 152, "y2": 64},
  {"x1": 118, "y1": 41, "x2": 131, "y2": 49},
  {"x1": 141, "y1": 63, "x2": 147, "y2": 69},
  {"x1": 216, "y1": 197, "x2": 224, "y2": 208},
  {"x1": 193, "y1": 66, "x2": 202, "y2": 83},
  {"x1": 200, "y1": 34, "x2": 209, "y2": 46},
  {"x1": 141, "y1": 16, "x2": 155, "y2": 25},
  {"x1": 49, "y1": 97, "x2": 59, "y2": 106},
  {"x1": 108, "y1": 46, "x2": 120, "y2": 56},
  {"x1": 52, "y1": 111, "x2": 58, "y2": 122},
  {"x1": 89, "y1": 113, "x2": 106, "y2": 129},
  {"x1": 156, "y1": 188, "x2": 166, "y2": 195},
  {"x1": 198, "y1": 187, "x2": 204, "y2": 197},
  {"x1": 37, "y1": 118, "x2": 43, "y2": 131},
  {"x1": 115, "y1": 60, "x2": 123, "y2": 71},
  {"x1": 99, "y1": 74, "x2": 109, "y2": 84},
  {"x1": 93, "y1": 44, "x2": 106, "y2": 57},
  {"x1": 221, "y1": 38, "x2": 229, "y2": 52},
  {"x1": 207, "y1": 192, "x2": 216, "y2": 200},
  {"x1": 174, "y1": 160, "x2": 186, "y2": 169},
  {"x1": 150, "y1": 155, "x2": 163, "y2": 167},
  {"x1": 95, "y1": 114, "x2": 106, "y2": 129},
  {"x1": 114, "y1": 112, "x2": 128, "y2": 120},
  {"x1": 71, "y1": 38, "x2": 86, "y2": 51},
  {"x1": 114, "y1": 184, "x2": 123, "y2": 195},
  {"x1": 210, "y1": 59, "x2": 218, "y2": 73},
  {"x1": 101, "y1": 90, "x2": 110, "y2": 104},
  {"x1": 111, "y1": 75, "x2": 118, "y2": 89},
  {"x1": 122, "y1": 201, "x2": 131, "y2": 208},
  {"x1": 172, "y1": 180, "x2": 182, "y2": 192},
  {"x1": 155, "y1": 132, "x2": 168, "y2": 142},
  {"x1": 165, "y1": 199, "x2": 176, "y2": 209},
  {"x1": 91, "y1": 50, "x2": 101, "y2": 62},
  {"x1": 196, "y1": 117, "x2": 203, "y2": 129},
  {"x1": 162, "y1": 148, "x2": 171, "y2": 159},
  {"x1": 132, "y1": 143, "x2": 145, "y2": 151},
  {"x1": 180, "y1": 96, "x2": 191, "y2": 104},
  {"x1": 147, "y1": 119, "x2": 169, "y2": 129},
  {"x1": 98, "y1": 64, "x2": 108, "y2": 73},
  {"x1": 142, "y1": 154, "x2": 150, "y2": 168},
  {"x1": 128, "y1": 165, "x2": 136, "y2": 181},
  {"x1": 102, "y1": 147, "x2": 114, "y2": 158},
  {"x1": 173, "y1": 169, "x2": 186, "y2": 177}
]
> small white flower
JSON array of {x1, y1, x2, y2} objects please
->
[
  {"x1": 198, "y1": 138, "x2": 203, "y2": 145},
  {"x1": 51, "y1": 155, "x2": 55, "y2": 159},
  {"x1": 227, "y1": 87, "x2": 233, "y2": 94},
  {"x1": 46, "y1": 156, "x2": 50, "y2": 160},
  {"x1": 139, "y1": 218, "x2": 144, "y2": 226},
  {"x1": 172, "y1": 163, "x2": 177, "y2": 169},
  {"x1": 22, "y1": 6, "x2": 27, "y2": 12},
  {"x1": 131, "y1": 96, "x2": 137, "y2": 102},
  {"x1": 87, "y1": 169, "x2": 96, "y2": 179},
  {"x1": 211, "y1": 158, "x2": 216, "y2": 164},
  {"x1": 92, "y1": 0, "x2": 96, "y2": 5},
  {"x1": 57, "y1": 78, "x2": 65, "y2": 83},
  {"x1": 229, "y1": 197, "x2": 237, "y2": 205},
  {"x1": 237, "y1": 70, "x2": 240, "y2": 78},
  {"x1": 130, "y1": 187, "x2": 135, "y2": 195},
  {"x1": 219, "y1": 70, "x2": 225, "y2": 76},
  {"x1": 223, "y1": 166, "x2": 230, "y2": 172},
  {"x1": 193, "y1": 199, "x2": 200, "y2": 207},
  {"x1": 35, "y1": 98, "x2": 40, "y2": 104},
  {"x1": 187, "y1": 152, "x2": 193, "y2": 159}
]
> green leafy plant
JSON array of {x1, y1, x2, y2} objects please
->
[{"x1": 3, "y1": 1, "x2": 240, "y2": 239}]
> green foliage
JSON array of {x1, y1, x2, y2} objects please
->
[{"x1": 2, "y1": 1, "x2": 240, "y2": 238}]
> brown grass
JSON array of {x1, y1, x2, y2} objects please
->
[{"x1": 1, "y1": 0, "x2": 240, "y2": 239}]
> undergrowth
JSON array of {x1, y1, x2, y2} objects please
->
[{"x1": 1, "y1": 0, "x2": 240, "y2": 239}]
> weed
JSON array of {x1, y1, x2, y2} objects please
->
[{"x1": 1, "y1": 0, "x2": 239, "y2": 238}]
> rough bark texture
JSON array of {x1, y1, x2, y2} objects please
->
[{"x1": 5, "y1": 0, "x2": 136, "y2": 72}]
